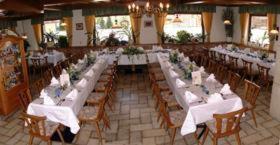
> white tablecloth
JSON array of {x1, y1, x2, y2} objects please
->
[
  {"x1": 29, "y1": 51, "x2": 66, "y2": 66},
  {"x1": 157, "y1": 54, "x2": 243, "y2": 135},
  {"x1": 27, "y1": 58, "x2": 108, "y2": 134},
  {"x1": 211, "y1": 47, "x2": 275, "y2": 77}
]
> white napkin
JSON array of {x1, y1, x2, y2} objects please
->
[
  {"x1": 78, "y1": 59, "x2": 84, "y2": 64},
  {"x1": 199, "y1": 66, "x2": 205, "y2": 74},
  {"x1": 66, "y1": 89, "x2": 78, "y2": 100},
  {"x1": 176, "y1": 79, "x2": 186, "y2": 88},
  {"x1": 220, "y1": 84, "x2": 233, "y2": 95},
  {"x1": 169, "y1": 69, "x2": 179, "y2": 78},
  {"x1": 207, "y1": 93, "x2": 224, "y2": 103},
  {"x1": 185, "y1": 91, "x2": 199, "y2": 103},
  {"x1": 179, "y1": 53, "x2": 184, "y2": 59},
  {"x1": 75, "y1": 78, "x2": 88, "y2": 90},
  {"x1": 206, "y1": 74, "x2": 217, "y2": 83},
  {"x1": 41, "y1": 89, "x2": 56, "y2": 105},
  {"x1": 116, "y1": 47, "x2": 124, "y2": 54},
  {"x1": 183, "y1": 57, "x2": 190, "y2": 63},
  {"x1": 165, "y1": 61, "x2": 172, "y2": 68},
  {"x1": 60, "y1": 69, "x2": 70, "y2": 87},
  {"x1": 85, "y1": 69, "x2": 94, "y2": 78},
  {"x1": 50, "y1": 77, "x2": 59, "y2": 86},
  {"x1": 71, "y1": 63, "x2": 78, "y2": 70}
]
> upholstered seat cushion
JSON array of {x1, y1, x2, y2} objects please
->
[
  {"x1": 78, "y1": 106, "x2": 99, "y2": 120},
  {"x1": 158, "y1": 81, "x2": 170, "y2": 91},
  {"x1": 95, "y1": 82, "x2": 107, "y2": 92},
  {"x1": 87, "y1": 92, "x2": 105, "y2": 103},
  {"x1": 155, "y1": 74, "x2": 165, "y2": 81},
  {"x1": 148, "y1": 63, "x2": 161, "y2": 68},
  {"x1": 169, "y1": 110, "x2": 186, "y2": 126},
  {"x1": 149, "y1": 68, "x2": 162, "y2": 74},
  {"x1": 206, "y1": 120, "x2": 236, "y2": 134},
  {"x1": 39, "y1": 121, "x2": 59, "y2": 137},
  {"x1": 242, "y1": 100, "x2": 254, "y2": 110},
  {"x1": 98, "y1": 75, "x2": 111, "y2": 82},
  {"x1": 161, "y1": 92, "x2": 178, "y2": 107},
  {"x1": 102, "y1": 69, "x2": 114, "y2": 75}
]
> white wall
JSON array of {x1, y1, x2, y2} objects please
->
[
  {"x1": 139, "y1": 15, "x2": 158, "y2": 44},
  {"x1": 210, "y1": 6, "x2": 227, "y2": 42},
  {"x1": 15, "y1": 19, "x2": 38, "y2": 50},
  {"x1": 71, "y1": 9, "x2": 87, "y2": 46}
]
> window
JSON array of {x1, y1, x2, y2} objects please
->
[
  {"x1": 249, "y1": 15, "x2": 269, "y2": 46},
  {"x1": 164, "y1": 14, "x2": 203, "y2": 38},
  {"x1": 95, "y1": 15, "x2": 131, "y2": 42},
  {"x1": 43, "y1": 20, "x2": 67, "y2": 43}
]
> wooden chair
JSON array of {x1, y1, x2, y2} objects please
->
[
  {"x1": 53, "y1": 64, "x2": 63, "y2": 78},
  {"x1": 217, "y1": 53, "x2": 227, "y2": 65},
  {"x1": 242, "y1": 80, "x2": 260, "y2": 127},
  {"x1": 241, "y1": 59, "x2": 257, "y2": 81},
  {"x1": 34, "y1": 79, "x2": 45, "y2": 97},
  {"x1": 158, "y1": 97, "x2": 186, "y2": 145},
  {"x1": 21, "y1": 112, "x2": 65, "y2": 145},
  {"x1": 43, "y1": 69, "x2": 53, "y2": 85},
  {"x1": 228, "y1": 55, "x2": 240, "y2": 73},
  {"x1": 207, "y1": 59, "x2": 217, "y2": 74},
  {"x1": 200, "y1": 55, "x2": 208, "y2": 68},
  {"x1": 31, "y1": 56, "x2": 49, "y2": 76},
  {"x1": 257, "y1": 64, "x2": 273, "y2": 92},
  {"x1": 18, "y1": 88, "x2": 32, "y2": 112},
  {"x1": 227, "y1": 71, "x2": 241, "y2": 93},
  {"x1": 200, "y1": 107, "x2": 247, "y2": 145},
  {"x1": 78, "y1": 99, "x2": 110, "y2": 143},
  {"x1": 215, "y1": 64, "x2": 227, "y2": 84}
]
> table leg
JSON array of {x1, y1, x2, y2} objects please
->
[{"x1": 197, "y1": 123, "x2": 207, "y2": 139}]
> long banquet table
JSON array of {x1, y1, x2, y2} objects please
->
[
  {"x1": 27, "y1": 57, "x2": 108, "y2": 134},
  {"x1": 211, "y1": 47, "x2": 275, "y2": 77},
  {"x1": 156, "y1": 53, "x2": 244, "y2": 135},
  {"x1": 28, "y1": 50, "x2": 66, "y2": 66}
]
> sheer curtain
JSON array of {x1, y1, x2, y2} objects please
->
[
  {"x1": 64, "y1": 17, "x2": 73, "y2": 47},
  {"x1": 267, "y1": 13, "x2": 277, "y2": 50},
  {"x1": 154, "y1": 12, "x2": 167, "y2": 44},
  {"x1": 32, "y1": 24, "x2": 42, "y2": 46}
]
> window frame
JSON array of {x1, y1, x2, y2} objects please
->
[
  {"x1": 248, "y1": 14, "x2": 268, "y2": 46},
  {"x1": 164, "y1": 12, "x2": 205, "y2": 43},
  {"x1": 42, "y1": 19, "x2": 67, "y2": 43}
]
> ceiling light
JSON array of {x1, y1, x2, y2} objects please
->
[
  {"x1": 270, "y1": 29, "x2": 279, "y2": 35},
  {"x1": 172, "y1": 14, "x2": 182, "y2": 23},
  {"x1": 224, "y1": 20, "x2": 232, "y2": 25}
]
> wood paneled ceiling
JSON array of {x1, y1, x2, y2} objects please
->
[{"x1": 0, "y1": 0, "x2": 279, "y2": 20}]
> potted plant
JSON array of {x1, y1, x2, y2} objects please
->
[
  {"x1": 176, "y1": 30, "x2": 192, "y2": 44},
  {"x1": 58, "y1": 36, "x2": 68, "y2": 48},
  {"x1": 222, "y1": 7, "x2": 234, "y2": 42}
]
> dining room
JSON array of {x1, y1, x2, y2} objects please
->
[{"x1": 0, "y1": 0, "x2": 280, "y2": 145}]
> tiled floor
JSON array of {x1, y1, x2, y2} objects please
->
[{"x1": 0, "y1": 70, "x2": 280, "y2": 145}]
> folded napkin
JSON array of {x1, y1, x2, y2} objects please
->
[
  {"x1": 220, "y1": 84, "x2": 233, "y2": 95},
  {"x1": 116, "y1": 48, "x2": 124, "y2": 54},
  {"x1": 207, "y1": 93, "x2": 223, "y2": 103},
  {"x1": 183, "y1": 57, "x2": 190, "y2": 63},
  {"x1": 176, "y1": 79, "x2": 186, "y2": 88},
  {"x1": 199, "y1": 66, "x2": 205, "y2": 73},
  {"x1": 165, "y1": 61, "x2": 172, "y2": 68},
  {"x1": 169, "y1": 69, "x2": 179, "y2": 78},
  {"x1": 185, "y1": 91, "x2": 199, "y2": 103},
  {"x1": 179, "y1": 53, "x2": 184, "y2": 59},
  {"x1": 85, "y1": 69, "x2": 94, "y2": 78},
  {"x1": 192, "y1": 71, "x2": 202, "y2": 85},
  {"x1": 41, "y1": 89, "x2": 56, "y2": 105},
  {"x1": 50, "y1": 77, "x2": 59, "y2": 86},
  {"x1": 66, "y1": 89, "x2": 78, "y2": 100},
  {"x1": 78, "y1": 59, "x2": 84, "y2": 64},
  {"x1": 75, "y1": 78, "x2": 88, "y2": 90},
  {"x1": 206, "y1": 74, "x2": 217, "y2": 83},
  {"x1": 60, "y1": 69, "x2": 70, "y2": 87},
  {"x1": 71, "y1": 63, "x2": 78, "y2": 70}
]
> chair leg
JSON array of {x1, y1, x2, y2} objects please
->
[
  {"x1": 28, "y1": 135, "x2": 34, "y2": 145},
  {"x1": 170, "y1": 128, "x2": 177, "y2": 145},
  {"x1": 57, "y1": 129, "x2": 65, "y2": 144},
  {"x1": 212, "y1": 137, "x2": 218, "y2": 145},
  {"x1": 47, "y1": 140, "x2": 52, "y2": 145},
  {"x1": 235, "y1": 132, "x2": 242, "y2": 145},
  {"x1": 251, "y1": 109, "x2": 258, "y2": 127},
  {"x1": 94, "y1": 122, "x2": 102, "y2": 143},
  {"x1": 201, "y1": 127, "x2": 209, "y2": 145}
]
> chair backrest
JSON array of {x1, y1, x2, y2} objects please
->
[
  {"x1": 21, "y1": 112, "x2": 49, "y2": 138},
  {"x1": 228, "y1": 56, "x2": 238, "y2": 70},
  {"x1": 243, "y1": 79, "x2": 260, "y2": 106},
  {"x1": 53, "y1": 64, "x2": 62, "y2": 78},
  {"x1": 34, "y1": 79, "x2": 45, "y2": 95},
  {"x1": 208, "y1": 59, "x2": 217, "y2": 73},
  {"x1": 227, "y1": 71, "x2": 241, "y2": 92},
  {"x1": 200, "y1": 55, "x2": 208, "y2": 67},
  {"x1": 218, "y1": 53, "x2": 226, "y2": 64},
  {"x1": 43, "y1": 69, "x2": 53, "y2": 84},
  {"x1": 18, "y1": 88, "x2": 32, "y2": 112},
  {"x1": 242, "y1": 59, "x2": 253, "y2": 75},
  {"x1": 213, "y1": 107, "x2": 246, "y2": 136},
  {"x1": 257, "y1": 64, "x2": 270, "y2": 82},
  {"x1": 216, "y1": 64, "x2": 227, "y2": 83}
]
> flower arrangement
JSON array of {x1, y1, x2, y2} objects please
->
[
  {"x1": 122, "y1": 46, "x2": 144, "y2": 61},
  {"x1": 88, "y1": 51, "x2": 96, "y2": 65},
  {"x1": 67, "y1": 64, "x2": 80, "y2": 83},
  {"x1": 169, "y1": 49, "x2": 179, "y2": 64},
  {"x1": 259, "y1": 51, "x2": 268, "y2": 60},
  {"x1": 183, "y1": 64, "x2": 193, "y2": 80}
]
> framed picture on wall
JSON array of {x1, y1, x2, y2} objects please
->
[
  {"x1": 144, "y1": 21, "x2": 153, "y2": 27},
  {"x1": 76, "y1": 23, "x2": 83, "y2": 30}
]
